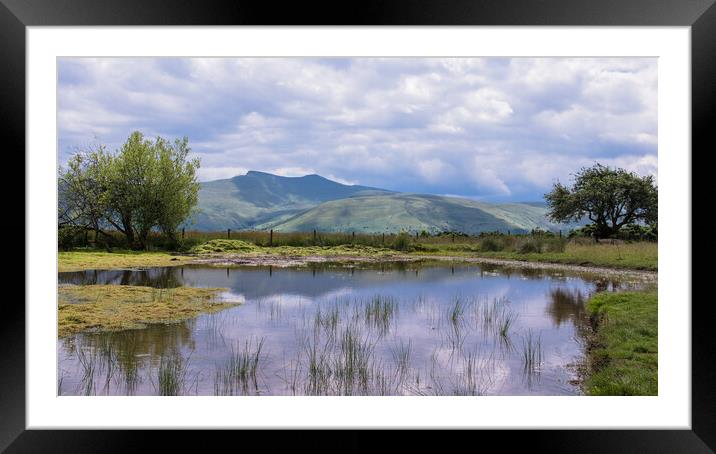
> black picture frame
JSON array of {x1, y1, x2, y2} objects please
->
[{"x1": 3, "y1": 0, "x2": 711, "y2": 451}]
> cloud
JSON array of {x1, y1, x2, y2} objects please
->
[{"x1": 58, "y1": 57, "x2": 657, "y2": 201}]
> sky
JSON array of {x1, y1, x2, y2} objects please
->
[{"x1": 57, "y1": 57, "x2": 657, "y2": 202}]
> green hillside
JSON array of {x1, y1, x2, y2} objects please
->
[
  {"x1": 266, "y1": 194, "x2": 567, "y2": 234},
  {"x1": 192, "y1": 171, "x2": 391, "y2": 230},
  {"x1": 191, "y1": 170, "x2": 580, "y2": 234}
]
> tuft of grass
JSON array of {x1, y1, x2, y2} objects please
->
[
  {"x1": 75, "y1": 345, "x2": 98, "y2": 396},
  {"x1": 214, "y1": 337, "x2": 265, "y2": 395},
  {"x1": 190, "y1": 239, "x2": 259, "y2": 254},
  {"x1": 448, "y1": 297, "x2": 467, "y2": 327},
  {"x1": 521, "y1": 329, "x2": 543, "y2": 373},
  {"x1": 58, "y1": 285, "x2": 241, "y2": 337},
  {"x1": 157, "y1": 351, "x2": 189, "y2": 396},
  {"x1": 390, "y1": 339, "x2": 412, "y2": 378},
  {"x1": 584, "y1": 290, "x2": 657, "y2": 396},
  {"x1": 362, "y1": 295, "x2": 398, "y2": 335}
]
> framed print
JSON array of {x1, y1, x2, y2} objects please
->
[{"x1": 4, "y1": 0, "x2": 712, "y2": 451}]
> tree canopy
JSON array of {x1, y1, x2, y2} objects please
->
[
  {"x1": 545, "y1": 163, "x2": 657, "y2": 239},
  {"x1": 58, "y1": 131, "x2": 200, "y2": 249}
]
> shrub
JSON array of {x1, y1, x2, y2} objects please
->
[
  {"x1": 543, "y1": 237, "x2": 568, "y2": 253},
  {"x1": 617, "y1": 224, "x2": 658, "y2": 242},
  {"x1": 517, "y1": 238, "x2": 542, "y2": 254},
  {"x1": 480, "y1": 237, "x2": 502, "y2": 252},
  {"x1": 569, "y1": 224, "x2": 597, "y2": 239},
  {"x1": 392, "y1": 232, "x2": 412, "y2": 252},
  {"x1": 58, "y1": 226, "x2": 87, "y2": 251}
]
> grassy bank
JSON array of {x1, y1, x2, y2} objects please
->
[
  {"x1": 58, "y1": 285, "x2": 240, "y2": 337},
  {"x1": 58, "y1": 239, "x2": 657, "y2": 272},
  {"x1": 58, "y1": 250, "x2": 193, "y2": 272},
  {"x1": 415, "y1": 242, "x2": 657, "y2": 271},
  {"x1": 583, "y1": 290, "x2": 658, "y2": 395}
]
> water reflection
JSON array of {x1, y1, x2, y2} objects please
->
[
  {"x1": 547, "y1": 288, "x2": 586, "y2": 327},
  {"x1": 57, "y1": 263, "x2": 644, "y2": 396}
]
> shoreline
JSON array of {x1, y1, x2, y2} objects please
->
[
  {"x1": 189, "y1": 253, "x2": 657, "y2": 280},
  {"x1": 59, "y1": 249, "x2": 657, "y2": 280}
]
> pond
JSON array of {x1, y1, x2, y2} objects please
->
[{"x1": 57, "y1": 262, "x2": 629, "y2": 396}]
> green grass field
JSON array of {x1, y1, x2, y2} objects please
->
[{"x1": 583, "y1": 290, "x2": 658, "y2": 395}]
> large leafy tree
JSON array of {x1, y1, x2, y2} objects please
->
[
  {"x1": 58, "y1": 131, "x2": 200, "y2": 249},
  {"x1": 545, "y1": 163, "x2": 657, "y2": 239}
]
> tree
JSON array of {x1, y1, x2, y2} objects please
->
[
  {"x1": 545, "y1": 163, "x2": 657, "y2": 239},
  {"x1": 154, "y1": 136, "x2": 200, "y2": 244},
  {"x1": 58, "y1": 145, "x2": 114, "y2": 248},
  {"x1": 58, "y1": 131, "x2": 200, "y2": 249}
]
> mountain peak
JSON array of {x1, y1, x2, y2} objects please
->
[
  {"x1": 244, "y1": 170, "x2": 327, "y2": 180},
  {"x1": 245, "y1": 170, "x2": 274, "y2": 177}
]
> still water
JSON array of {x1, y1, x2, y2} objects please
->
[{"x1": 58, "y1": 263, "x2": 625, "y2": 396}]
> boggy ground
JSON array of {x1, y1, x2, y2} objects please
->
[{"x1": 58, "y1": 285, "x2": 240, "y2": 337}]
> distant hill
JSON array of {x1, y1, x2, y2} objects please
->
[
  {"x1": 193, "y1": 171, "x2": 391, "y2": 230},
  {"x1": 190, "y1": 171, "x2": 580, "y2": 234}
]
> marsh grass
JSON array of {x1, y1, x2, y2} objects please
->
[
  {"x1": 521, "y1": 329, "x2": 543, "y2": 374},
  {"x1": 452, "y1": 349, "x2": 495, "y2": 396},
  {"x1": 361, "y1": 296, "x2": 398, "y2": 336},
  {"x1": 156, "y1": 351, "x2": 190, "y2": 396},
  {"x1": 447, "y1": 297, "x2": 468, "y2": 327},
  {"x1": 75, "y1": 345, "x2": 98, "y2": 396},
  {"x1": 390, "y1": 339, "x2": 412, "y2": 379},
  {"x1": 214, "y1": 337, "x2": 266, "y2": 395}
]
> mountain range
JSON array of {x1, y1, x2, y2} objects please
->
[{"x1": 191, "y1": 170, "x2": 578, "y2": 234}]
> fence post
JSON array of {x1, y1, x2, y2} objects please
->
[
  {"x1": 269, "y1": 229, "x2": 273, "y2": 247},
  {"x1": 559, "y1": 230, "x2": 562, "y2": 238},
  {"x1": 352, "y1": 232, "x2": 355, "y2": 243},
  {"x1": 228, "y1": 228, "x2": 231, "y2": 239},
  {"x1": 382, "y1": 233, "x2": 385, "y2": 244},
  {"x1": 182, "y1": 228, "x2": 185, "y2": 240},
  {"x1": 313, "y1": 229, "x2": 317, "y2": 243}
]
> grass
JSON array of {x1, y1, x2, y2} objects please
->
[
  {"x1": 415, "y1": 241, "x2": 657, "y2": 271},
  {"x1": 521, "y1": 329, "x2": 543, "y2": 373},
  {"x1": 157, "y1": 352, "x2": 189, "y2": 396},
  {"x1": 190, "y1": 239, "x2": 259, "y2": 254},
  {"x1": 584, "y1": 290, "x2": 657, "y2": 396},
  {"x1": 214, "y1": 337, "x2": 265, "y2": 395},
  {"x1": 61, "y1": 236, "x2": 656, "y2": 272},
  {"x1": 191, "y1": 239, "x2": 399, "y2": 258},
  {"x1": 58, "y1": 285, "x2": 240, "y2": 337},
  {"x1": 59, "y1": 250, "x2": 192, "y2": 272}
]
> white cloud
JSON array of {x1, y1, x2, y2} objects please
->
[{"x1": 58, "y1": 57, "x2": 657, "y2": 201}]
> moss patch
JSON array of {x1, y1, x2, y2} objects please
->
[
  {"x1": 58, "y1": 285, "x2": 239, "y2": 337},
  {"x1": 584, "y1": 290, "x2": 658, "y2": 395},
  {"x1": 189, "y1": 239, "x2": 260, "y2": 254}
]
